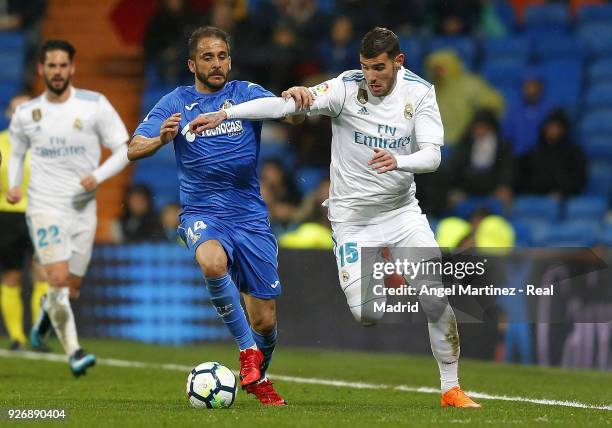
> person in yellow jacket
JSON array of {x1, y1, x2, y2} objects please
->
[
  {"x1": 0, "y1": 94, "x2": 49, "y2": 351},
  {"x1": 425, "y1": 49, "x2": 505, "y2": 145}
]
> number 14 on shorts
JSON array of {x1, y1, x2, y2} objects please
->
[{"x1": 338, "y1": 242, "x2": 359, "y2": 267}]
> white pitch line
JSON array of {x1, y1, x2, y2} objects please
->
[{"x1": 1, "y1": 349, "x2": 611, "y2": 411}]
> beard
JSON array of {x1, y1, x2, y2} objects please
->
[
  {"x1": 44, "y1": 75, "x2": 71, "y2": 96},
  {"x1": 195, "y1": 68, "x2": 227, "y2": 91}
]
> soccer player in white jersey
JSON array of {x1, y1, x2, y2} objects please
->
[
  {"x1": 190, "y1": 27, "x2": 481, "y2": 408},
  {"x1": 6, "y1": 40, "x2": 130, "y2": 376}
]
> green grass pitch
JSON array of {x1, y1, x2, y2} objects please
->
[{"x1": 0, "y1": 338, "x2": 610, "y2": 427}]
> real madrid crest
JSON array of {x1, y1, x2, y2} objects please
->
[
  {"x1": 73, "y1": 118, "x2": 83, "y2": 130},
  {"x1": 32, "y1": 108, "x2": 42, "y2": 122},
  {"x1": 342, "y1": 269, "x2": 350, "y2": 283},
  {"x1": 357, "y1": 88, "x2": 368, "y2": 105},
  {"x1": 221, "y1": 99, "x2": 234, "y2": 110},
  {"x1": 404, "y1": 103, "x2": 413, "y2": 119}
]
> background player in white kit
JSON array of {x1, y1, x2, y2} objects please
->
[
  {"x1": 6, "y1": 40, "x2": 130, "y2": 376},
  {"x1": 190, "y1": 27, "x2": 480, "y2": 408}
]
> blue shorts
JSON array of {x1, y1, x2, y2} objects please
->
[{"x1": 179, "y1": 214, "x2": 281, "y2": 299}]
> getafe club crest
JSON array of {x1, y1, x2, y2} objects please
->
[
  {"x1": 73, "y1": 118, "x2": 83, "y2": 130},
  {"x1": 404, "y1": 103, "x2": 413, "y2": 119},
  {"x1": 357, "y1": 88, "x2": 368, "y2": 105},
  {"x1": 221, "y1": 99, "x2": 234, "y2": 110},
  {"x1": 32, "y1": 108, "x2": 42, "y2": 122}
]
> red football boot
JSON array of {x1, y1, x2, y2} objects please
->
[
  {"x1": 245, "y1": 379, "x2": 287, "y2": 406},
  {"x1": 239, "y1": 348, "x2": 263, "y2": 386}
]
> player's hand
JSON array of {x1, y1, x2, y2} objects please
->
[
  {"x1": 6, "y1": 187, "x2": 22, "y2": 204},
  {"x1": 189, "y1": 111, "x2": 227, "y2": 134},
  {"x1": 368, "y1": 148, "x2": 397, "y2": 174},
  {"x1": 160, "y1": 113, "x2": 181, "y2": 145},
  {"x1": 282, "y1": 86, "x2": 314, "y2": 110},
  {"x1": 80, "y1": 175, "x2": 98, "y2": 192}
]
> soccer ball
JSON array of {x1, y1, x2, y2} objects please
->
[{"x1": 186, "y1": 362, "x2": 237, "y2": 409}]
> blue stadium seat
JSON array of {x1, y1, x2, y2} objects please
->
[
  {"x1": 566, "y1": 195, "x2": 608, "y2": 221},
  {"x1": 295, "y1": 167, "x2": 327, "y2": 195},
  {"x1": 482, "y1": 37, "x2": 530, "y2": 62},
  {"x1": 0, "y1": 31, "x2": 25, "y2": 51},
  {"x1": 602, "y1": 224, "x2": 612, "y2": 246},
  {"x1": 429, "y1": 36, "x2": 477, "y2": 69},
  {"x1": 494, "y1": 1, "x2": 518, "y2": 33},
  {"x1": 543, "y1": 220, "x2": 601, "y2": 247},
  {"x1": 541, "y1": 59, "x2": 583, "y2": 115},
  {"x1": 0, "y1": 51, "x2": 24, "y2": 81},
  {"x1": 258, "y1": 142, "x2": 293, "y2": 170},
  {"x1": 584, "y1": 84, "x2": 612, "y2": 110},
  {"x1": 580, "y1": 109, "x2": 612, "y2": 139},
  {"x1": 512, "y1": 195, "x2": 561, "y2": 222},
  {"x1": 524, "y1": 4, "x2": 570, "y2": 35},
  {"x1": 511, "y1": 220, "x2": 533, "y2": 247},
  {"x1": 454, "y1": 196, "x2": 504, "y2": 219},
  {"x1": 532, "y1": 35, "x2": 583, "y2": 61},
  {"x1": 586, "y1": 160, "x2": 612, "y2": 197},
  {"x1": 481, "y1": 58, "x2": 526, "y2": 88},
  {"x1": 587, "y1": 57, "x2": 612, "y2": 84},
  {"x1": 578, "y1": 23, "x2": 612, "y2": 58},
  {"x1": 518, "y1": 219, "x2": 552, "y2": 246},
  {"x1": 399, "y1": 37, "x2": 423, "y2": 74},
  {"x1": 578, "y1": 4, "x2": 612, "y2": 24},
  {"x1": 582, "y1": 135, "x2": 612, "y2": 161}
]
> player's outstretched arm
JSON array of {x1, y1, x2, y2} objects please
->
[
  {"x1": 189, "y1": 98, "x2": 305, "y2": 134},
  {"x1": 128, "y1": 113, "x2": 180, "y2": 161}
]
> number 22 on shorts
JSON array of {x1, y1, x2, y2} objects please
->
[
  {"x1": 338, "y1": 242, "x2": 358, "y2": 267},
  {"x1": 36, "y1": 225, "x2": 61, "y2": 248}
]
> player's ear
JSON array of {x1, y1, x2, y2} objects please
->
[
  {"x1": 187, "y1": 59, "x2": 196, "y2": 74},
  {"x1": 228, "y1": 56, "x2": 232, "y2": 72},
  {"x1": 394, "y1": 53, "x2": 405, "y2": 71},
  {"x1": 37, "y1": 62, "x2": 43, "y2": 77}
]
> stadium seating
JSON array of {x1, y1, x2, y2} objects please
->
[
  {"x1": 577, "y1": 4, "x2": 612, "y2": 24},
  {"x1": 566, "y1": 195, "x2": 608, "y2": 221},
  {"x1": 584, "y1": 84, "x2": 612, "y2": 110},
  {"x1": 587, "y1": 57, "x2": 612, "y2": 84},
  {"x1": 578, "y1": 23, "x2": 612, "y2": 58},
  {"x1": 454, "y1": 197, "x2": 504, "y2": 220},
  {"x1": 542, "y1": 220, "x2": 601, "y2": 247},
  {"x1": 296, "y1": 167, "x2": 327, "y2": 195},
  {"x1": 512, "y1": 195, "x2": 561, "y2": 222},
  {"x1": 524, "y1": 4, "x2": 571, "y2": 35},
  {"x1": 482, "y1": 37, "x2": 530, "y2": 62},
  {"x1": 532, "y1": 35, "x2": 583, "y2": 61},
  {"x1": 580, "y1": 109, "x2": 612, "y2": 139},
  {"x1": 429, "y1": 36, "x2": 477, "y2": 69}
]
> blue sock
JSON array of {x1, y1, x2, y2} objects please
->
[
  {"x1": 251, "y1": 325, "x2": 277, "y2": 377},
  {"x1": 205, "y1": 274, "x2": 255, "y2": 350}
]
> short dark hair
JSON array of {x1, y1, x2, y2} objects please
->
[
  {"x1": 39, "y1": 39, "x2": 76, "y2": 63},
  {"x1": 360, "y1": 27, "x2": 400, "y2": 59},
  {"x1": 188, "y1": 26, "x2": 231, "y2": 59}
]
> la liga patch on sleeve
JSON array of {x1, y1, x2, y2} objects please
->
[{"x1": 311, "y1": 82, "x2": 330, "y2": 96}]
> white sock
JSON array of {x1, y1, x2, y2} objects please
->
[
  {"x1": 44, "y1": 287, "x2": 80, "y2": 356},
  {"x1": 438, "y1": 360, "x2": 459, "y2": 392}
]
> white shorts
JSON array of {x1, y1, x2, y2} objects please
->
[
  {"x1": 26, "y1": 207, "x2": 97, "y2": 277},
  {"x1": 332, "y1": 209, "x2": 441, "y2": 323}
]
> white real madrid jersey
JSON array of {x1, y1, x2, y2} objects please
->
[
  {"x1": 9, "y1": 87, "x2": 129, "y2": 213},
  {"x1": 308, "y1": 67, "x2": 444, "y2": 224}
]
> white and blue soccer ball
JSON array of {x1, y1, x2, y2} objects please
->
[{"x1": 186, "y1": 362, "x2": 237, "y2": 409}]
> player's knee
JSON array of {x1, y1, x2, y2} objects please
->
[
  {"x1": 251, "y1": 316, "x2": 276, "y2": 335},
  {"x1": 199, "y1": 254, "x2": 227, "y2": 278},
  {"x1": 48, "y1": 269, "x2": 70, "y2": 289}
]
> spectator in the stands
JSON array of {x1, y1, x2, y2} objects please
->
[
  {"x1": 143, "y1": 0, "x2": 197, "y2": 84},
  {"x1": 518, "y1": 110, "x2": 587, "y2": 198},
  {"x1": 503, "y1": 69, "x2": 554, "y2": 157},
  {"x1": 425, "y1": 49, "x2": 504, "y2": 145},
  {"x1": 429, "y1": 0, "x2": 482, "y2": 35},
  {"x1": 260, "y1": 159, "x2": 302, "y2": 234},
  {"x1": 0, "y1": 0, "x2": 47, "y2": 91},
  {"x1": 446, "y1": 110, "x2": 514, "y2": 208},
  {"x1": 112, "y1": 185, "x2": 164, "y2": 243},
  {"x1": 318, "y1": 16, "x2": 358, "y2": 75},
  {"x1": 160, "y1": 203, "x2": 181, "y2": 243}
]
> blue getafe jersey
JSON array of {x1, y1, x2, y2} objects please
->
[{"x1": 134, "y1": 81, "x2": 275, "y2": 222}]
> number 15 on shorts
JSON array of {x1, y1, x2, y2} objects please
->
[{"x1": 338, "y1": 242, "x2": 359, "y2": 267}]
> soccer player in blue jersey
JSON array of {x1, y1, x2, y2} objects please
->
[{"x1": 128, "y1": 26, "x2": 295, "y2": 406}]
